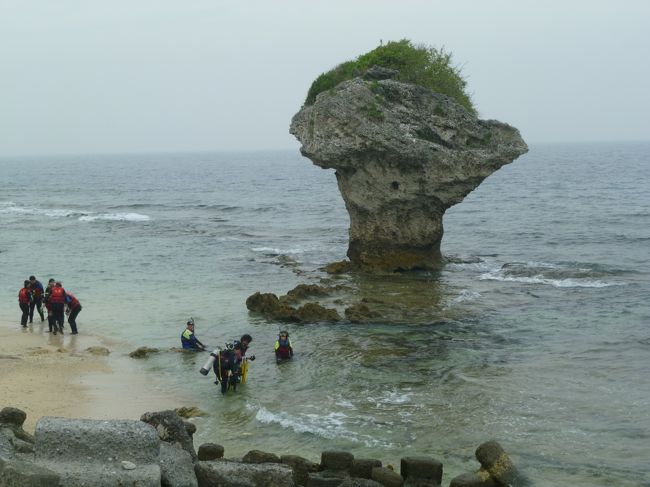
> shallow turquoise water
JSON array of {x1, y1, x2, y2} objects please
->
[{"x1": 1, "y1": 143, "x2": 649, "y2": 486}]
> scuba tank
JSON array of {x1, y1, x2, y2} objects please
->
[{"x1": 199, "y1": 349, "x2": 220, "y2": 375}]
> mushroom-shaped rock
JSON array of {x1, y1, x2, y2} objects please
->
[{"x1": 291, "y1": 77, "x2": 527, "y2": 271}]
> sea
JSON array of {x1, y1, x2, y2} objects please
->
[{"x1": 1, "y1": 142, "x2": 648, "y2": 486}]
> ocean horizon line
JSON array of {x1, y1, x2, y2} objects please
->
[{"x1": 1, "y1": 139, "x2": 649, "y2": 160}]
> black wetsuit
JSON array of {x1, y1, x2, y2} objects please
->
[
  {"x1": 29, "y1": 280, "x2": 45, "y2": 323},
  {"x1": 213, "y1": 349, "x2": 240, "y2": 393},
  {"x1": 68, "y1": 305, "x2": 81, "y2": 334}
]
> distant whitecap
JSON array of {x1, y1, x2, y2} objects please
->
[
  {"x1": 78, "y1": 212, "x2": 151, "y2": 222},
  {"x1": 0, "y1": 202, "x2": 79, "y2": 218}
]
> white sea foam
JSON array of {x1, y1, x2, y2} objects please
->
[
  {"x1": 78, "y1": 212, "x2": 151, "y2": 222},
  {"x1": 334, "y1": 399, "x2": 356, "y2": 409},
  {"x1": 251, "y1": 246, "x2": 309, "y2": 254},
  {"x1": 252, "y1": 405, "x2": 390, "y2": 447},
  {"x1": 367, "y1": 390, "x2": 414, "y2": 406},
  {"x1": 446, "y1": 260, "x2": 494, "y2": 272},
  {"x1": 0, "y1": 202, "x2": 79, "y2": 218},
  {"x1": 451, "y1": 290, "x2": 482, "y2": 304},
  {"x1": 479, "y1": 270, "x2": 622, "y2": 288}
]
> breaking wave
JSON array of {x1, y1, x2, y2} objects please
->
[{"x1": 252, "y1": 405, "x2": 392, "y2": 448}]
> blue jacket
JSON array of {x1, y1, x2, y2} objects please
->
[{"x1": 181, "y1": 329, "x2": 201, "y2": 349}]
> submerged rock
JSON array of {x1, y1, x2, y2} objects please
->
[
  {"x1": 291, "y1": 76, "x2": 527, "y2": 271},
  {"x1": 294, "y1": 303, "x2": 341, "y2": 322},
  {"x1": 324, "y1": 260, "x2": 354, "y2": 275},
  {"x1": 174, "y1": 406, "x2": 206, "y2": 419},
  {"x1": 344, "y1": 303, "x2": 380, "y2": 323},
  {"x1": 129, "y1": 347, "x2": 160, "y2": 359},
  {"x1": 246, "y1": 291, "x2": 341, "y2": 323},
  {"x1": 85, "y1": 346, "x2": 111, "y2": 356},
  {"x1": 282, "y1": 284, "x2": 332, "y2": 304}
]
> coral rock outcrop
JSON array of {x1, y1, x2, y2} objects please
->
[{"x1": 291, "y1": 75, "x2": 528, "y2": 271}]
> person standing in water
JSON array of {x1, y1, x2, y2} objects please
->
[
  {"x1": 181, "y1": 320, "x2": 206, "y2": 350},
  {"x1": 49, "y1": 281, "x2": 67, "y2": 335},
  {"x1": 43, "y1": 278, "x2": 55, "y2": 333},
  {"x1": 28, "y1": 275, "x2": 45, "y2": 323},
  {"x1": 274, "y1": 330, "x2": 294, "y2": 361},
  {"x1": 18, "y1": 280, "x2": 31, "y2": 328}
]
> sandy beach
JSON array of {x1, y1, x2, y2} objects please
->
[{"x1": 0, "y1": 320, "x2": 191, "y2": 433}]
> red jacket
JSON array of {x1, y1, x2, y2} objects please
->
[
  {"x1": 18, "y1": 288, "x2": 31, "y2": 304},
  {"x1": 49, "y1": 286, "x2": 66, "y2": 304},
  {"x1": 66, "y1": 293, "x2": 81, "y2": 309}
]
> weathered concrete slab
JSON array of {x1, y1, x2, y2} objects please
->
[
  {"x1": 350, "y1": 459, "x2": 382, "y2": 480},
  {"x1": 159, "y1": 442, "x2": 198, "y2": 487},
  {"x1": 0, "y1": 457, "x2": 60, "y2": 487},
  {"x1": 320, "y1": 451, "x2": 354, "y2": 472},
  {"x1": 141, "y1": 410, "x2": 197, "y2": 461},
  {"x1": 400, "y1": 457, "x2": 442, "y2": 484},
  {"x1": 35, "y1": 416, "x2": 159, "y2": 463},
  {"x1": 281, "y1": 455, "x2": 319, "y2": 486},
  {"x1": 198, "y1": 443, "x2": 225, "y2": 461},
  {"x1": 195, "y1": 460, "x2": 295, "y2": 487},
  {"x1": 371, "y1": 466, "x2": 403, "y2": 487},
  {"x1": 33, "y1": 417, "x2": 161, "y2": 486}
]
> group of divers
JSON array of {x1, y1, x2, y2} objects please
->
[
  {"x1": 17, "y1": 276, "x2": 292, "y2": 394},
  {"x1": 17, "y1": 276, "x2": 81, "y2": 335},
  {"x1": 181, "y1": 319, "x2": 294, "y2": 394}
]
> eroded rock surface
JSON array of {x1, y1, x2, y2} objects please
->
[{"x1": 291, "y1": 76, "x2": 527, "y2": 271}]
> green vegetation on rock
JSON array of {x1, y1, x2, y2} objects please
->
[{"x1": 305, "y1": 39, "x2": 475, "y2": 114}]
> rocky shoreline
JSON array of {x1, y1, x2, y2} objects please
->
[{"x1": 0, "y1": 406, "x2": 521, "y2": 487}]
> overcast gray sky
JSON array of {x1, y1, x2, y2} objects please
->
[{"x1": 1, "y1": 0, "x2": 648, "y2": 156}]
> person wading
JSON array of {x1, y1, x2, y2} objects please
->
[
  {"x1": 181, "y1": 319, "x2": 206, "y2": 351},
  {"x1": 18, "y1": 280, "x2": 32, "y2": 328},
  {"x1": 274, "y1": 330, "x2": 294, "y2": 361},
  {"x1": 28, "y1": 275, "x2": 45, "y2": 323},
  {"x1": 49, "y1": 281, "x2": 67, "y2": 335}
]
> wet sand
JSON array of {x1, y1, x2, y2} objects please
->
[{"x1": 0, "y1": 320, "x2": 190, "y2": 432}]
